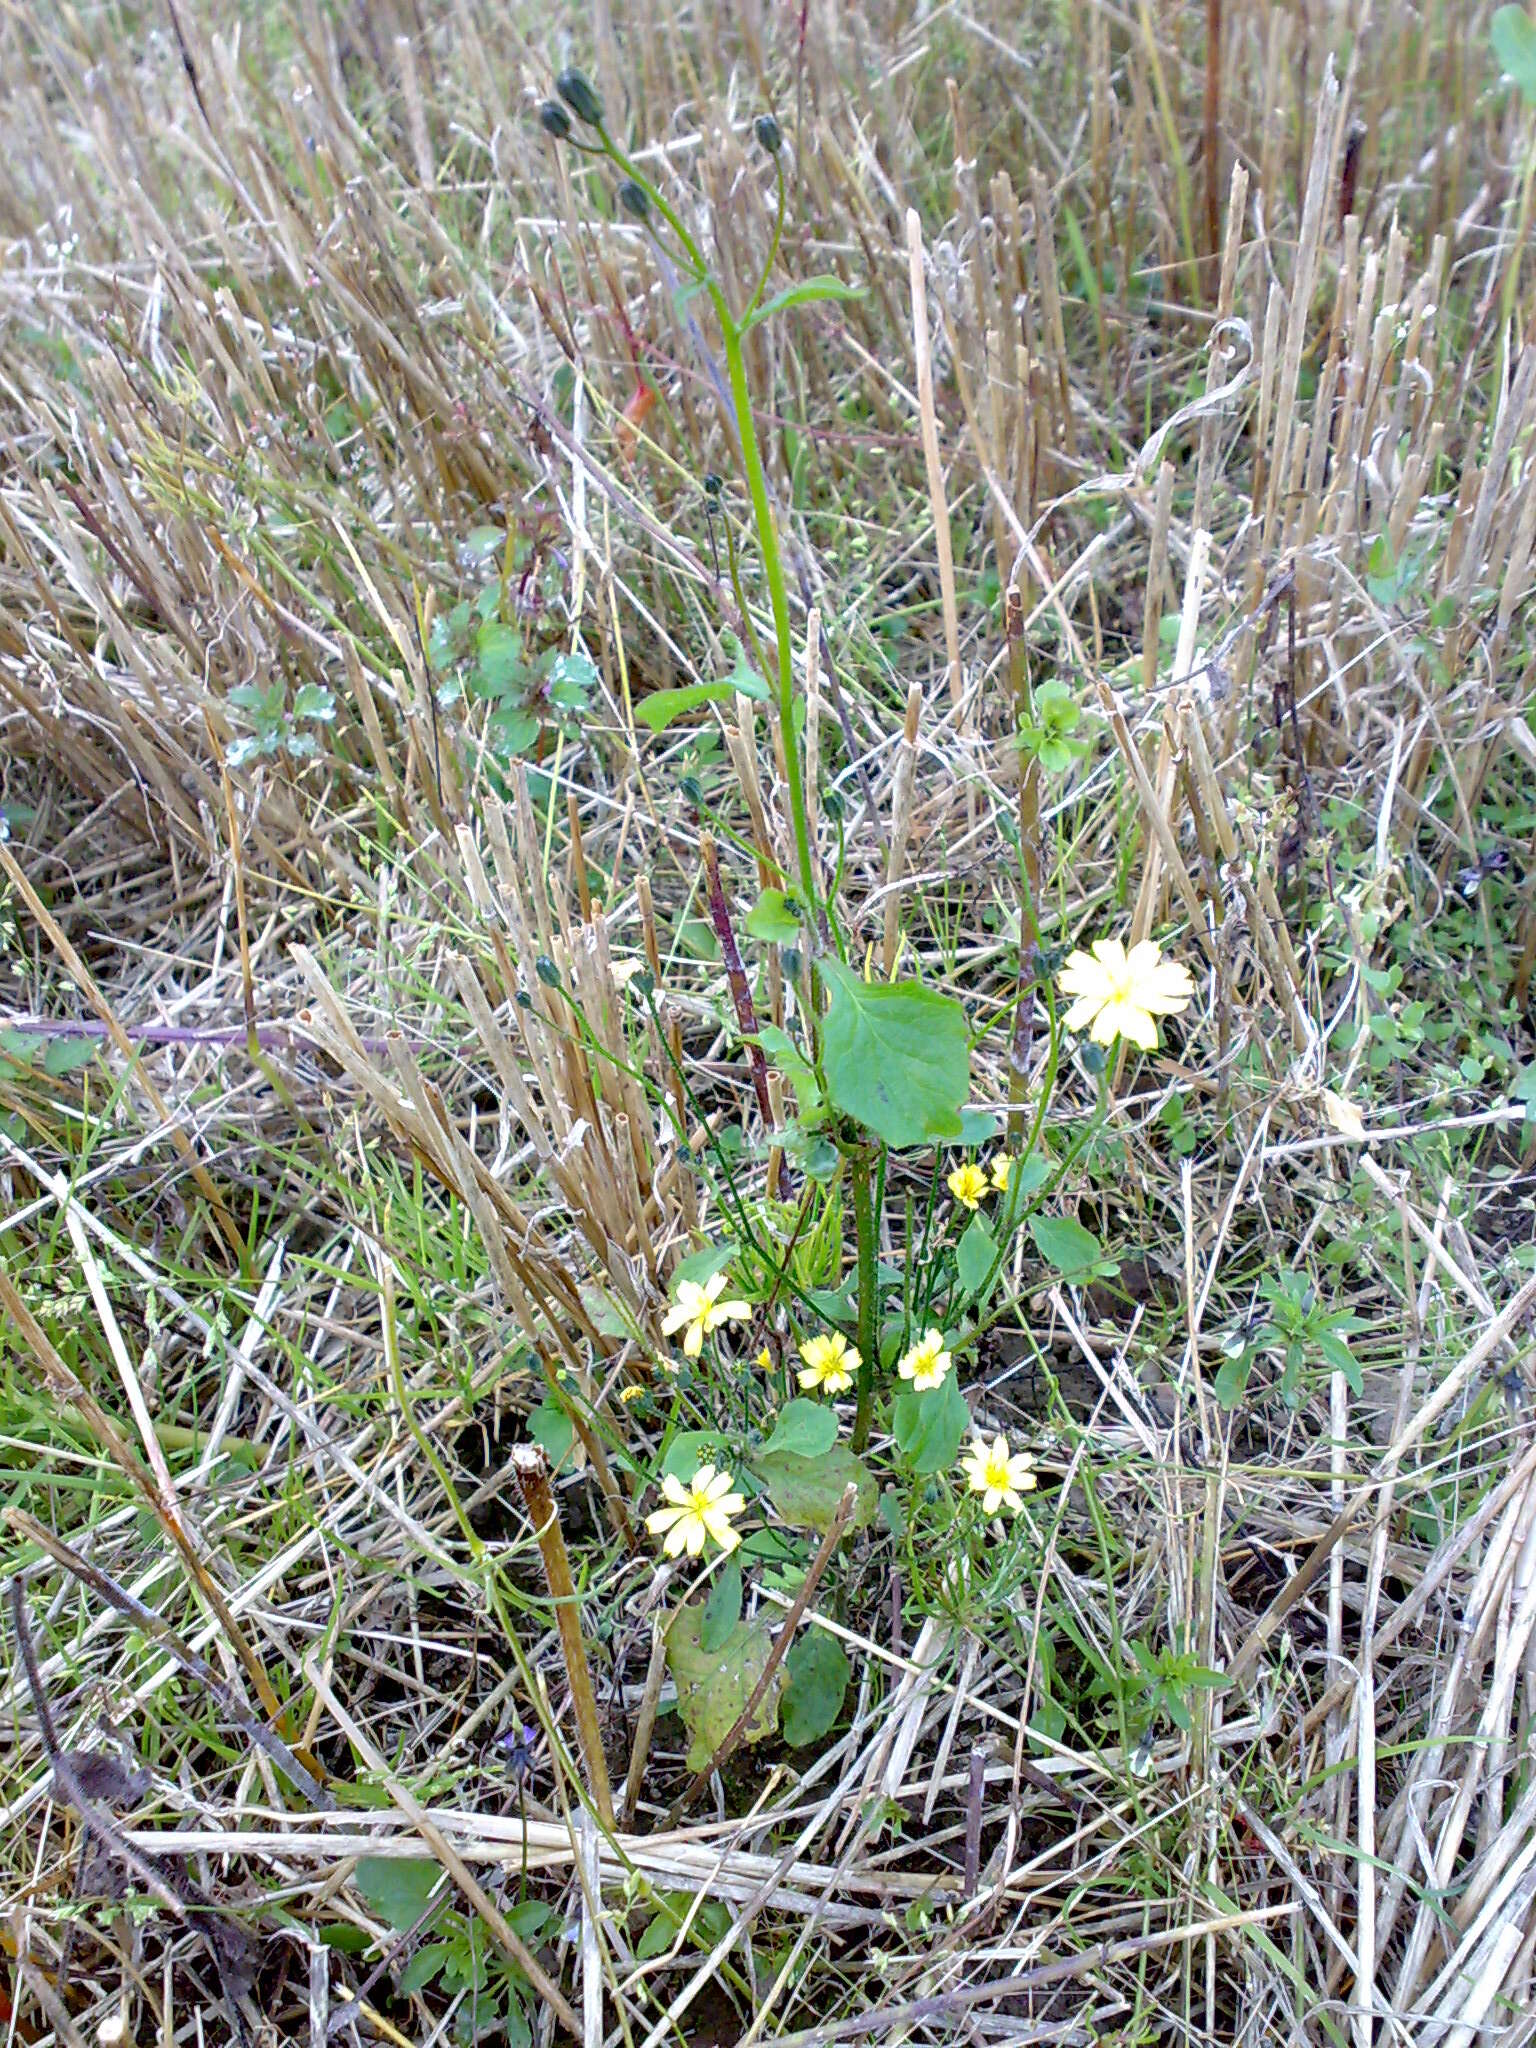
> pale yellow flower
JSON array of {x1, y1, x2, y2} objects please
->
[
  {"x1": 962, "y1": 1432, "x2": 1037, "y2": 1516},
  {"x1": 1058, "y1": 937, "x2": 1194, "y2": 1052},
  {"x1": 645, "y1": 1463, "x2": 746, "y2": 1557},
  {"x1": 797, "y1": 1331, "x2": 859, "y2": 1395},
  {"x1": 661, "y1": 1271, "x2": 751, "y2": 1358},
  {"x1": 989, "y1": 1152, "x2": 1015, "y2": 1193},
  {"x1": 897, "y1": 1329, "x2": 953, "y2": 1393},
  {"x1": 947, "y1": 1162, "x2": 988, "y2": 1211},
  {"x1": 755, "y1": 1346, "x2": 774, "y2": 1372}
]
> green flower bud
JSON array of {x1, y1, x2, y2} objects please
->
[
  {"x1": 754, "y1": 113, "x2": 783, "y2": 155},
  {"x1": 618, "y1": 179, "x2": 650, "y2": 220},
  {"x1": 556, "y1": 67, "x2": 605, "y2": 127},
  {"x1": 539, "y1": 100, "x2": 572, "y2": 139}
]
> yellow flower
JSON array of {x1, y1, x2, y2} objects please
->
[
  {"x1": 644, "y1": 1463, "x2": 746, "y2": 1558},
  {"x1": 947, "y1": 1163, "x2": 988, "y2": 1211},
  {"x1": 989, "y1": 1153, "x2": 1015, "y2": 1193},
  {"x1": 756, "y1": 1347, "x2": 774, "y2": 1372},
  {"x1": 1058, "y1": 936, "x2": 1194, "y2": 1052},
  {"x1": 962, "y1": 1432, "x2": 1037, "y2": 1516},
  {"x1": 897, "y1": 1329, "x2": 953, "y2": 1392},
  {"x1": 797, "y1": 1331, "x2": 859, "y2": 1395},
  {"x1": 618, "y1": 1384, "x2": 647, "y2": 1406},
  {"x1": 661, "y1": 1271, "x2": 751, "y2": 1358}
]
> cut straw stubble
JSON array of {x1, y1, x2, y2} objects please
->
[{"x1": 511, "y1": 1444, "x2": 616, "y2": 1829}]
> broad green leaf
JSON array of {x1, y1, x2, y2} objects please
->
[
  {"x1": 1031, "y1": 1214, "x2": 1117, "y2": 1282},
  {"x1": 955, "y1": 1109, "x2": 1001, "y2": 1145},
  {"x1": 741, "y1": 274, "x2": 866, "y2": 335},
  {"x1": 752, "y1": 1444, "x2": 877, "y2": 1534},
  {"x1": 891, "y1": 1372, "x2": 970, "y2": 1476},
  {"x1": 744, "y1": 888, "x2": 804, "y2": 944},
  {"x1": 527, "y1": 1398, "x2": 574, "y2": 1467},
  {"x1": 661, "y1": 1430, "x2": 724, "y2": 1482},
  {"x1": 546, "y1": 650, "x2": 598, "y2": 709},
  {"x1": 354, "y1": 1856, "x2": 443, "y2": 1932},
  {"x1": 665, "y1": 1603, "x2": 782, "y2": 1770},
  {"x1": 1493, "y1": 5, "x2": 1536, "y2": 103},
  {"x1": 291, "y1": 682, "x2": 336, "y2": 722},
  {"x1": 399, "y1": 1942, "x2": 454, "y2": 1995},
  {"x1": 1213, "y1": 1350, "x2": 1253, "y2": 1409},
  {"x1": 474, "y1": 620, "x2": 523, "y2": 692},
  {"x1": 761, "y1": 1398, "x2": 838, "y2": 1460},
  {"x1": 819, "y1": 962, "x2": 969, "y2": 1150},
  {"x1": 671, "y1": 1241, "x2": 738, "y2": 1289},
  {"x1": 0, "y1": 1029, "x2": 46, "y2": 1065},
  {"x1": 699, "y1": 1557, "x2": 743, "y2": 1653},
  {"x1": 956, "y1": 1215, "x2": 996, "y2": 1296},
  {"x1": 782, "y1": 1630, "x2": 850, "y2": 1747}
]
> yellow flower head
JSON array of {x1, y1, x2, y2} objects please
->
[
  {"x1": 797, "y1": 1331, "x2": 859, "y2": 1395},
  {"x1": 1058, "y1": 937, "x2": 1194, "y2": 1052},
  {"x1": 947, "y1": 1162, "x2": 988, "y2": 1211},
  {"x1": 661, "y1": 1270, "x2": 751, "y2": 1358},
  {"x1": 644, "y1": 1463, "x2": 746, "y2": 1558},
  {"x1": 618, "y1": 1384, "x2": 647, "y2": 1406},
  {"x1": 897, "y1": 1329, "x2": 953, "y2": 1393},
  {"x1": 756, "y1": 1346, "x2": 774, "y2": 1373},
  {"x1": 989, "y1": 1152, "x2": 1015, "y2": 1194},
  {"x1": 962, "y1": 1432, "x2": 1037, "y2": 1516}
]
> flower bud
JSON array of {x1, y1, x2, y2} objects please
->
[
  {"x1": 539, "y1": 100, "x2": 572, "y2": 139},
  {"x1": 618, "y1": 179, "x2": 650, "y2": 220},
  {"x1": 754, "y1": 113, "x2": 783, "y2": 155},
  {"x1": 556, "y1": 67, "x2": 605, "y2": 127}
]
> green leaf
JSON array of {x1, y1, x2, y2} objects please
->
[
  {"x1": 527, "y1": 1398, "x2": 575, "y2": 1467},
  {"x1": 665, "y1": 1603, "x2": 783, "y2": 1770},
  {"x1": 672, "y1": 1241, "x2": 739, "y2": 1289},
  {"x1": 488, "y1": 706, "x2": 540, "y2": 757},
  {"x1": 1317, "y1": 1330, "x2": 1363, "y2": 1394},
  {"x1": 744, "y1": 888, "x2": 804, "y2": 944},
  {"x1": 354, "y1": 1857, "x2": 443, "y2": 1932},
  {"x1": 633, "y1": 681, "x2": 730, "y2": 731},
  {"x1": 1213, "y1": 1349, "x2": 1253, "y2": 1409},
  {"x1": 956, "y1": 1215, "x2": 996, "y2": 1297},
  {"x1": 741, "y1": 274, "x2": 866, "y2": 335},
  {"x1": 546, "y1": 650, "x2": 598, "y2": 709},
  {"x1": 956, "y1": 1109, "x2": 1001, "y2": 1145},
  {"x1": 756, "y1": 1024, "x2": 819, "y2": 1100},
  {"x1": 399, "y1": 1942, "x2": 455, "y2": 1994},
  {"x1": 661, "y1": 1430, "x2": 724, "y2": 1482},
  {"x1": 761, "y1": 1398, "x2": 838, "y2": 1460},
  {"x1": 1494, "y1": 5, "x2": 1536, "y2": 104},
  {"x1": 752, "y1": 1444, "x2": 877, "y2": 1534},
  {"x1": 634, "y1": 641, "x2": 769, "y2": 733},
  {"x1": 699, "y1": 1558, "x2": 743, "y2": 1653},
  {"x1": 1513, "y1": 1064, "x2": 1536, "y2": 1126},
  {"x1": 0, "y1": 1029, "x2": 45, "y2": 1065},
  {"x1": 474, "y1": 620, "x2": 523, "y2": 693},
  {"x1": 1030, "y1": 1214, "x2": 1117, "y2": 1282},
  {"x1": 782, "y1": 1630, "x2": 851, "y2": 1747},
  {"x1": 891, "y1": 1372, "x2": 970, "y2": 1475},
  {"x1": 291, "y1": 682, "x2": 336, "y2": 722},
  {"x1": 820, "y1": 962, "x2": 969, "y2": 1150}
]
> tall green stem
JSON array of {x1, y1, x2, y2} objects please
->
[
  {"x1": 720, "y1": 318, "x2": 818, "y2": 923},
  {"x1": 850, "y1": 1145, "x2": 879, "y2": 1452}
]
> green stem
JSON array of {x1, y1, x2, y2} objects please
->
[
  {"x1": 850, "y1": 1145, "x2": 880, "y2": 1453},
  {"x1": 599, "y1": 131, "x2": 819, "y2": 927},
  {"x1": 719, "y1": 315, "x2": 819, "y2": 923}
]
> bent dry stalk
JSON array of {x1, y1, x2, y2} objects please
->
[{"x1": 511, "y1": 1445, "x2": 615, "y2": 1827}]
